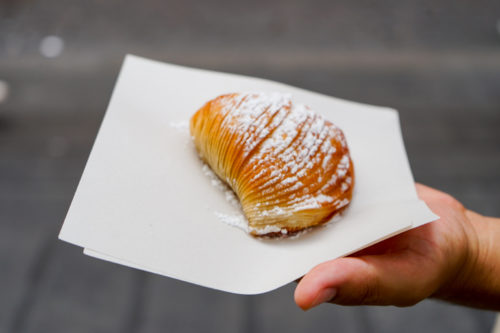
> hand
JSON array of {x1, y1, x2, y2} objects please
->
[{"x1": 294, "y1": 183, "x2": 500, "y2": 310}]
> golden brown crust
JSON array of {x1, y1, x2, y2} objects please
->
[{"x1": 190, "y1": 92, "x2": 354, "y2": 236}]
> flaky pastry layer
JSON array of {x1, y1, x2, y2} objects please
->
[{"x1": 190, "y1": 92, "x2": 354, "y2": 236}]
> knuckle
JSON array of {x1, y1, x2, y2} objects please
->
[
  {"x1": 341, "y1": 263, "x2": 381, "y2": 305},
  {"x1": 357, "y1": 280, "x2": 380, "y2": 305},
  {"x1": 438, "y1": 192, "x2": 464, "y2": 211}
]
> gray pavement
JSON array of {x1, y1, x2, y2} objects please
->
[{"x1": 1, "y1": 0, "x2": 499, "y2": 332}]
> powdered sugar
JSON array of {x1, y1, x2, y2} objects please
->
[
  {"x1": 234, "y1": 93, "x2": 351, "y2": 216},
  {"x1": 214, "y1": 212, "x2": 249, "y2": 232},
  {"x1": 202, "y1": 160, "x2": 292, "y2": 236},
  {"x1": 201, "y1": 163, "x2": 240, "y2": 209},
  {"x1": 196, "y1": 92, "x2": 353, "y2": 236},
  {"x1": 212, "y1": 206, "x2": 290, "y2": 236},
  {"x1": 169, "y1": 120, "x2": 189, "y2": 133}
]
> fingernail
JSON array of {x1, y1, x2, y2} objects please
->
[{"x1": 310, "y1": 288, "x2": 337, "y2": 308}]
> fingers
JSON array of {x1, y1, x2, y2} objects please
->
[
  {"x1": 294, "y1": 257, "x2": 378, "y2": 309},
  {"x1": 293, "y1": 182, "x2": 456, "y2": 310},
  {"x1": 415, "y1": 183, "x2": 443, "y2": 199},
  {"x1": 294, "y1": 254, "x2": 431, "y2": 309},
  {"x1": 415, "y1": 183, "x2": 464, "y2": 213}
]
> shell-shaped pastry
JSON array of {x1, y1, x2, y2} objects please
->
[{"x1": 190, "y1": 92, "x2": 354, "y2": 236}]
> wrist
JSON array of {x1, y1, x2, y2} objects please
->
[
  {"x1": 431, "y1": 208, "x2": 478, "y2": 301},
  {"x1": 434, "y1": 210, "x2": 500, "y2": 310}
]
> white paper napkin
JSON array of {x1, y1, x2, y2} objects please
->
[{"x1": 59, "y1": 55, "x2": 438, "y2": 294}]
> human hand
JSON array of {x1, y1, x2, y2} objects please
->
[{"x1": 294, "y1": 183, "x2": 487, "y2": 309}]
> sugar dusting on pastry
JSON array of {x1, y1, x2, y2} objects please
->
[
  {"x1": 202, "y1": 161, "x2": 290, "y2": 235},
  {"x1": 168, "y1": 120, "x2": 189, "y2": 133},
  {"x1": 201, "y1": 163, "x2": 240, "y2": 209},
  {"x1": 217, "y1": 92, "x2": 350, "y2": 216},
  {"x1": 190, "y1": 92, "x2": 354, "y2": 237}
]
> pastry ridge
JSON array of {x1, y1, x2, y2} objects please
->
[{"x1": 190, "y1": 92, "x2": 354, "y2": 236}]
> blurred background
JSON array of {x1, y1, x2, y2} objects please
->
[{"x1": 1, "y1": 0, "x2": 500, "y2": 332}]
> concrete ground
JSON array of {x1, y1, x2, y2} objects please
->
[{"x1": 1, "y1": 0, "x2": 499, "y2": 332}]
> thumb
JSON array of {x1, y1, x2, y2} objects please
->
[{"x1": 294, "y1": 254, "x2": 430, "y2": 309}]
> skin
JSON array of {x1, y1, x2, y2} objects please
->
[{"x1": 294, "y1": 183, "x2": 500, "y2": 310}]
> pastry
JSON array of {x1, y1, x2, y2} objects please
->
[{"x1": 190, "y1": 92, "x2": 354, "y2": 236}]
